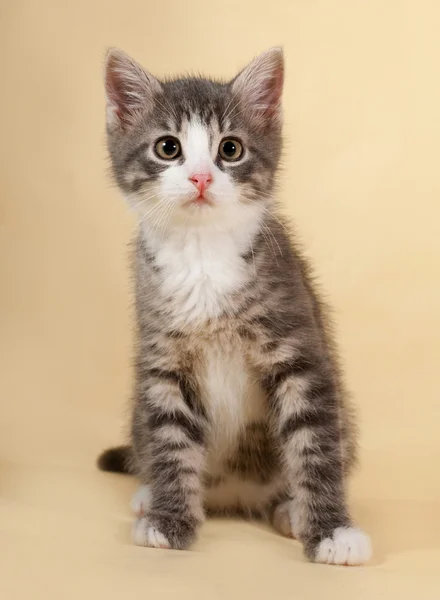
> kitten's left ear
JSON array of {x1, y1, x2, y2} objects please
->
[{"x1": 230, "y1": 47, "x2": 284, "y2": 126}]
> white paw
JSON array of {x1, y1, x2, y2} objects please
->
[
  {"x1": 132, "y1": 516, "x2": 171, "y2": 549},
  {"x1": 315, "y1": 527, "x2": 372, "y2": 566},
  {"x1": 130, "y1": 485, "x2": 152, "y2": 517}
]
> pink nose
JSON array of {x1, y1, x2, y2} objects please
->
[{"x1": 189, "y1": 173, "x2": 212, "y2": 195}]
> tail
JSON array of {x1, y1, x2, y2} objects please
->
[{"x1": 97, "y1": 445, "x2": 132, "y2": 474}]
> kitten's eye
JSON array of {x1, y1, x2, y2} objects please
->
[
  {"x1": 219, "y1": 138, "x2": 243, "y2": 162},
  {"x1": 154, "y1": 137, "x2": 181, "y2": 160}
]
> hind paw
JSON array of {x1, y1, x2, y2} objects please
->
[{"x1": 272, "y1": 500, "x2": 301, "y2": 539}]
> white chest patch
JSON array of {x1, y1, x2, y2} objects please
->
[
  {"x1": 154, "y1": 228, "x2": 249, "y2": 327},
  {"x1": 199, "y1": 336, "x2": 266, "y2": 472}
]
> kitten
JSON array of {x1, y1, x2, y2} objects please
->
[{"x1": 97, "y1": 47, "x2": 372, "y2": 565}]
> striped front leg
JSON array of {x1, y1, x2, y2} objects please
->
[
  {"x1": 262, "y1": 355, "x2": 372, "y2": 565},
  {"x1": 131, "y1": 365, "x2": 207, "y2": 550}
]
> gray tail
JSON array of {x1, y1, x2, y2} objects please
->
[{"x1": 97, "y1": 445, "x2": 132, "y2": 474}]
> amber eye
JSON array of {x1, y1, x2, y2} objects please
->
[
  {"x1": 219, "y1": 138, "x2": 243, "y2": 162},
  {"x1": 154, "y1": 137, "x2": 181, "y2": 160}
]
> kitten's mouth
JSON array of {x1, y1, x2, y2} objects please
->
[{"x1": 183, "y1": 194, "x2": 214, "y2": 208}]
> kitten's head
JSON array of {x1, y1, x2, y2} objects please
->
[{"x1": 105, "y1": 48, "x2": 283, "y2": 229}]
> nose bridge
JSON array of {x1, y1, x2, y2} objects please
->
[{"x1": 185, "y1": 120, "x2": 213, "y2": 173}]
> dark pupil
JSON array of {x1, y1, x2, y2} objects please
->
[
  {"x1": 223, "y1": 141, "x2": 236, "y2": 157},
  {"x1": 162, "y1": 139, "x2": 177, "y2": 156}
]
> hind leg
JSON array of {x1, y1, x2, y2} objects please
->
[{"x1": 271, "y1": 500, "x2": 301, "y2": 539}]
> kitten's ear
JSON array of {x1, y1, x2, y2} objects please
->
[
  {"x1": 104, "y1": 48, "x2": 161, "y2": 130},
  {"x1": 230, "y1": 48, "x2": 284, "y2": 126}
]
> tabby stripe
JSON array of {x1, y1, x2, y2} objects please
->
[
  {"x1": 262, "y1": 341, "x2": 279, "y2": 352},
  {"x1": 237, "y1": 326, "x2": 257, "y2": 340},
  {"x1": 299, "y1": 442, "x2": 335, "y2": 458},
  {"x1": 151, "y1": 457, "x2": 198, "y2": 481},
  {"x1": 280, "y1": 409, "x2": 331, "y2": 440},
  {"x1": 130, "y1": 177, "x2": 150, "y2": 192},
  {"x1": 262, "y1": 356, "x2": 318, "y2": 391},
  {"x1": 166, "y1": 329, "x2": 187, "y2": 339},
  {"x1": 123, "y1": 142, "x2": 149, "y2": 169},
  {"x1": 146, "y1": 368, "x2": 181, "y2": 384},
  {"x1": 150, "y1": 488, "x2": 193, "y2": 516},
  {"x1": 234, "y1": 296, "x2": 257, "y2": 317},
  {"x1": 241, "y1": 248, "x2": 254, "y2": 263},
  {"x1": 153, "y1": 440, "x2": 192, "y2": 452},
  {"x1": 255, "y1": 313, "x2": 307, "y2": 337},
  {"x1": 147, "y1": 411, "x2": 205, "y2": 445},
  {"x1": 179, "y1": 377, "x2": 207, "y2": 418},
  {"x1": 306, "y1": 376, "x2": 336, "y2": 402}
]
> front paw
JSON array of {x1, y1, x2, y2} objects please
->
[
  {"x1": 133, "y1": 517, "x2": 171, "y2": 549},
  {"x1": 132, "y1": 513, "x2": 199, "y2": 550},
  {"x1": 306, "y1": 527, "x2": 372, "y2": 566}
]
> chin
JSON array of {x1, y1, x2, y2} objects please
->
[{"x1": 170, "y1": 197, "x2": 236, "y2": 228}]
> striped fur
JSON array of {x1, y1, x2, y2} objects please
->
[{"x1": 97, "y1": 48, "x2": 371, "y2": 565}]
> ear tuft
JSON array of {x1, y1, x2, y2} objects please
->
[
  {"x1": 231, "y1": 47, "x2": 284, "y2": 125},
  {"x1": 104, "y1": 48, "x2": 161, "y2": 130}
]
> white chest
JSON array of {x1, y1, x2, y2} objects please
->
[
  {"x1": 199, "y1": 337, "x2": 266, "y2": 471},
  {"x1": 154, "y1": 229, "x2": 249, "y2": 327}
]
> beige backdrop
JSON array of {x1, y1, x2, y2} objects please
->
[{"x1": 1, "y1": 1, "x2": 439, "y2": 598}]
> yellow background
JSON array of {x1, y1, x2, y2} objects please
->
[{"x1": 1, "y1": 1, "x2": 439, "y2": 597}]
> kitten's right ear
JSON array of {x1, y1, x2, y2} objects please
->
[{"x1": 104, "y1": 48, "x2": 161, "y2": 130}]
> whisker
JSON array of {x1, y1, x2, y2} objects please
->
[
  {"x1": 138, "y1": 199, "x2": 168, "y2": 228},
  {"x1": 260, "y1": 226, "x2": 279, "y2": 265},
  {"x1": 150, "y1": 198, "x2": 175, "y2": 239}
]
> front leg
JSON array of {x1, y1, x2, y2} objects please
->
[
  {"x1": 262, "y1": 353, "x2": 372, "y2": 565},
  {"x1": 131, "y1": 363, "x2": 207, "y2": 550}
]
